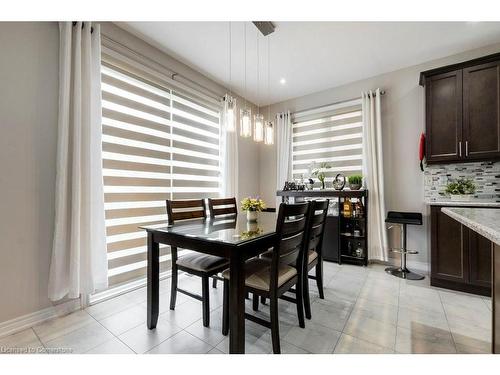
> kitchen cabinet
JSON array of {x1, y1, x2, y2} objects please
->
[
  {"x1": 431, "y1": 206, "x2": 491, "y2": 296},
  {"x1": 421, "y1": 53, "x2": 500, "y2": 164}
]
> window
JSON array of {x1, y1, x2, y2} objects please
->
[
  {"x1": 291, "y1": 100, "x2": 363, "y2": 182},
  {"x1": 101, "y1": 60, "x2": 221, "y2": 287}
]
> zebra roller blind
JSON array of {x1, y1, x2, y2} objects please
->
[
  {"x1": 292, "y1": 100, "x2": 363, "y2": 182},
  {"x1": 101, "y1": 56, "x2": 221, "y2": 287}
]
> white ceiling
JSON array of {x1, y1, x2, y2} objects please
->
[{"x1": 117, "y1": 22, "x2": 500, "y2": 106}]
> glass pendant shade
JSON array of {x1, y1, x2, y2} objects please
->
[
  {"x1": 240, "y1": 108, "x2": 252, "y2": 138},
  {"x1": 264, "y1": 121, "x2": 274, "y2": 145},
  {"x1": 224, "y1": 95, "x2": 236, "y2": 132},
  {"x1": 253, "y1": 114, "x2": 264, "y2": 142}
]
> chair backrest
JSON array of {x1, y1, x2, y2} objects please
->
[
  {"x1": 166, "y1": 199, "x2": 207, "y2": 224},
  {"x1": 270, "y1": 202, "x2": 311, "y2": 291},
  {"x1": 306, "y1": 200, "x2": 329, "y2": 257},
  {"x1": 207, "y1": 197, "x2": 237, "y2": 217}
]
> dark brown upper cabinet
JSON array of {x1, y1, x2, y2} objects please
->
[{"x1": 421, "y1": 53, "x2": 500, "y2": 164}]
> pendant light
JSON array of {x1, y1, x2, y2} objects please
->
[
  {"x1": 224, "y1": 22, "x2": 236, "y2": 132},
  {"x1": 253, "y1": 29, "x2": 264, "y2": 142},
  {"x1": 240, "y1": 23, "x2": 252, "y2": 138},
  {"x1": 264, "y1": 34, "x2": 274, "y2": 145}
]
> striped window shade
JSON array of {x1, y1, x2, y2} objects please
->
[
  {"x1": 292, "y1": 100, "x2": 363, "y2": 182},
  {"x1": 101, "y1": 59, "x2": 221, "y2": 287}
]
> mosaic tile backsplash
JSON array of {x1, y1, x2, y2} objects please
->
[{"x1": 424, "y1": 161, "x2": 500, "y2": 201}]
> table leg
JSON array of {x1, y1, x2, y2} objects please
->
[
  {"x1": 229, "y1": 254, "x2": 245, "y2": 354},
  {"x1": 147, "y1": 232, "x2": 159, "y2": 329}
]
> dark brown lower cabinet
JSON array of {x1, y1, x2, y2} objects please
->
[{"x1": 431, "y1": 206, "x2": 491, "y2": 296}]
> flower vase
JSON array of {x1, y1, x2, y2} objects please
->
[{"x1": 246, "y1": 210, "x2": 258, "y2": 222}]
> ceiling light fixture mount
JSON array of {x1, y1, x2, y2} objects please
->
[{"x1": 252, "y1": 21, "x2": 275, "y2": 36}]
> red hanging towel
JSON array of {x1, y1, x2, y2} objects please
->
[{"x1": 419, "y1": 133, "x2": 426, "y2": 171}]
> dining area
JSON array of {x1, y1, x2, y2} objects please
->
[{"x1": 143, "y1": 197, "x2": 329, "y2": 354}]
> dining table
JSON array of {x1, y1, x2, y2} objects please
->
[{"x1": 141, "y1": 212, "x2": 278, "y2": 354}]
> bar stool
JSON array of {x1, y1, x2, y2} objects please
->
[{"x1": 385, "y1": 211, "x2": 424, "y2": 280}]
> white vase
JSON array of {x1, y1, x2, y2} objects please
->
[{"x1": 246, "y1": 210, "x2": 258, "y2": 222}]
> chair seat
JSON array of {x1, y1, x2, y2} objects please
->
[
  {"x1": 177, "y1": 252, "x2": 229, "y2": 273},
  {"x1": 222, "y1": 258, "x2": 297, "y2": 291},
  {"x1": 261, "y1": 249, "x2": 318, "y2": 264}
]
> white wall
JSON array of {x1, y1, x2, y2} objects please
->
[
  {"x1": 259, "y1": 42, "x2": 500, "y2": 269},
  {"x1": 0, "y1": 22, "x2": 59, "y2": 322},
  {"x1": 0, "y1": 22, "x2": 262, "y2": 324}
]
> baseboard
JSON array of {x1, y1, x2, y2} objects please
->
[{"x1": 0, "y1": 299, "x2": 81, "y2": 339}]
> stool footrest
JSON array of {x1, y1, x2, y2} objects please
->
[{"x1": 390, "y1": 248, "x2": 419, "y2": 255}]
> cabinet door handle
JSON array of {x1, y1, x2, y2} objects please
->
[
  {"x1": 465, "y1": 141, "x2": 469, "y2": 157},
  {"x1": 459, "y1": 141, "x2": 462, "y2": 157}
]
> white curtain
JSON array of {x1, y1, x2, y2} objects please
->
[
  {"x1": 362, "y1": 89, "x2": 388, "y2": 261},
  {"x1": 48, "y1": 22, "x2": 108, "y2": 304},
  {"x1": 276, "y1": 111, "x2": 292, "y2": 208},
  {"x1": 220, "y1": 96, "x2": 239, "y2": 199}
]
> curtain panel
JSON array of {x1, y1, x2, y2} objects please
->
[
  {"x1": 361, "y1": 89, "x2": 389, "y2": 261},
  {"x1": 48, "y1": 22, "x2": 108, "y2": 304},
  {"x1": 276, "y1": 111, "x2": 292, "y2": 208}
]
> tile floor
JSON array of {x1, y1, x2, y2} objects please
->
[{"x1": 0, "y1": 262, "x2": 492, "y2": 354}]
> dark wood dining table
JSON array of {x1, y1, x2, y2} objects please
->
[{"x1": 141, "y1": 212, "x2": 278, "y2": 354}]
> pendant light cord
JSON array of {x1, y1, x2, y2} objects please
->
[
  {"x1": 228, "y1": 22, "x2": 232, "y2": 97},
  {"x1": 244, "y1": 22, "x2": 247, "y2": 110},
  {"x1": 256, "y1": 29, "x2": 260, "y2": 115},
  {"x1": 267, "y1": 35, "x2": 271, "y2": 123}
]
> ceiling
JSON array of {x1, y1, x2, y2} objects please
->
[{"x1": 117, "y1": 22, "x2": 500, "y2": 106}]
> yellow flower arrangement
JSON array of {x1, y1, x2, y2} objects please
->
[{"x1": 240, "y1": 197, "x2": 266, "y2": 212}]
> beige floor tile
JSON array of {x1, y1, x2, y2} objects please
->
[
  {"x1": 283, "y1": 321, "x2": 341, "y2": 353},
  {"x1": 398, "y1": 293, "x2": 444, "y2": 315},
  {"x1": 395, "y1": 324, "x2": 456, "y2": 354},
  {"x1": 184, "y1": 307, "x2": 226, "y2": 347},
  {"x1": 0, "y1": 329, "x2": 44, "y2": 354},
  {"x1": 447, "y1": 317, "x2": 491, "y2": 353},
  {"x1": 309, "y1": 299, "x2": 353, "y2": 331},
  {"x1": 357, "y1": 286, "x2": 399, "y2": 306},
  {"x1": 397, "y1": 306, "x2": 449, "y2": 331},
  {"x1": 334, "y1": 333, "x2": 394, "y2": 354},
  {"x1": 159, "y1": 300, "x2": 204, "y2": 329},
  {"x1": 443, "y1": 303, "x2": 490, "y2": 329},
  {"x1": 147, "y1": 331, "x2": 213, "y2": 354},
  {"x1": 85, "y1": 293, "x2": 138, "y2": 321},
  {"x1": 99, "y1": 304, "x2": 148, "y2": 336},
  {"x1": 43, "y1": 321, "x2": 114, "y2": 354},
  {"x1": 350, "y1": 298, "x2": 398, "y2": 325},
  {"x1": 32, "y1": 310, "x2": 95, "y2": 343},
  {"x1": 207, "y1": 347, "x2": 225, "y2": 354},
  {"x1": 455, "y1": 342, "x2": 491, "y2": 354},
  {"x1": 85, "y1": 337, "x2": 135, "y2": 354},
  {"x1": 215, "y1": 334, "x2": 272, "y2": 354},
  {"x1": 118, "y1": 318, "x2": 182, "y2": 354},
  {"x1": 439, "y1": 290, "x2": 488, "y2": 311},
  {"x1": 343, "y1": 315, "x2": 397, "y2": 349}
]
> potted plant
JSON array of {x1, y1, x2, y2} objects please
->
[
  {"x1": 312, "y1": 162, "x2": 331, "y2": 189},
  {"x1": 348, "y1": 174, "x2": 363, "y2": 190},
  {"x1": 445, "y1": 178, "x2": 476, "y2": 201},
  {"x1": 241, "y1": 197, "x2": 266, "y2": 222}
]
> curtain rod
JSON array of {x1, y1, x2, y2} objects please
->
[
  {"x1": 293, "y1": 89, "x2": 386, "y2": 118},
  {"x1": 72, "y1": 21, "x2": 94, "y2": 34}
]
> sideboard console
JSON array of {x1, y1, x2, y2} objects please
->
[{"x1": 277, "y1": 189, "x2": 369, "y2": 266}]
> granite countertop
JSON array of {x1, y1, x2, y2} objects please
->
[
  {"x1": 426, "y1": 199, "x2": 500, "y2": 208},
  {"x1": 442, "y1": 207, "x2": 500, "y2": 244}
]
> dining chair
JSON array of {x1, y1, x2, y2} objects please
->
[
  {"x1": 166, "y1": 199, "x2": 229, "y2": 327},
  {"x1": 221, "y1": 202, "x2": 311, "y2": 354},
  {"x1": 302, "y1": 199, "x2": 329, "y2": 320},
  {"x1": 207, "y1": 197, "x2": 237, "y2": 288},
  {"x1": 207, "y1": 197, "x2": 238, "y2": 217}
]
